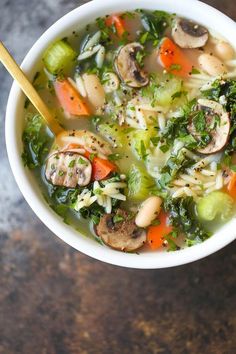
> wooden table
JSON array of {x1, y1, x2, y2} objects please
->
[{"x1": 0, "y1": 1, "x2": 235, "y2": 353}]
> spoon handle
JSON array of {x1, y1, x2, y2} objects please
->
[{"x1": 0, "y1": 41, "x2": 63, "y2": 135}]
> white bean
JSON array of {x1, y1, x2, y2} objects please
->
[
  {"x1": 215, "y1": 41, "x2": 234, "y2": 61},
  {"x1": 82, "y1": 73, "x2": 105, "y2": 112},
  {"x1": 198, "y1": 53, "x2": 226, "y2": 76},
  {"x1": 102, "y1": 72, "x2": 120, "y2": 93},
  {"x1": 135, "y1": 196, "x2": 162, "y2": 228}
]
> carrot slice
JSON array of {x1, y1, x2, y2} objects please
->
[
  {"x1": 227, "y1": 172, "x2": 236, "y2": 198},
  {"x1": 159, "y1": 37, "x2": 193, "y2": 77},
  {"x1": 92, "y1": 157, "x2": 117, "y2": 181},
  {"x1": 147, "y1": 212, "x2": 173, "y2": 250},
  {"x1": 54, "y1": 78, "x2": 90, "y2": 117},
  {"x1": 106, "y1": 15, "x2": 126, "y2": 38}
]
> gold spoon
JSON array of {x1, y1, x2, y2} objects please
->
[{"x1": 0, "y1": 41, "x2": 64, "y2": 136}]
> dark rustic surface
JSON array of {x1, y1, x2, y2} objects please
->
[{"x1": 0, "y1": 1, "x2": 235, "y2": 353}]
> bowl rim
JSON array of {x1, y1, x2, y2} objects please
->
[{"x1": 5, "y1": 0, "x2": 236, "y2": 269}]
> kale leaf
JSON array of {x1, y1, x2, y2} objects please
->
[
  {"x1": 164, "y1": 196, "x2": 211, "y2": 245},
  {"x1": 161, "y1": 99, "x2": 211, "y2": 150},
  {"x1": 22, "y1": 114, "x2": 52, "y2": 169},
  {"x1": 161, "y1": 149, "x2": 194, "y2": 179},
  {"x1": 139, "y1": 10, "x2": 172, "y2": 45},
  {"x1": 161, "y1": 99, "x2": 196, "y2": 146},
  {"x1": 202, "y1": 79, "x2": 236, "y2": 160},
  {"x1": 48, "y1": 174, "x2": 123, "y2": 224}
]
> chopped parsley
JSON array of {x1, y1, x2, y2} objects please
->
[
  {"x1": 135, "y1": 49, "x2": 146, "y2": 67},
  {"x1": 78, "y1": 157, "x2": 87, "y2": 165},
  {"x1": 68, "y1": 159, "x2": 76, "y2": 168},
  {"x1": 150, "y1": 136, "x2": 160, "y2": 147},
  {"x1": 171, "y1": 90, "x2": 187, "y2": 101},
  {"x1": 58, "y1": 170, "x2": 64, "y2": 176},
  {"x1": 113, "y1": 214, "x2": 125, "y2": 223},
  {"x1": 159, "y1": 144, "x2": 170, "y2": 153},
  {"x1": 108, "y1": 153, "x2": 122, "y2": 161},
  {"x1": 192, "y1": 110, "x2": 206, "y2": 132},
  {"x1": 169, "y1": 64, "x2": 182, "y2": 72},
  {"x1": 190, "y1": 67, "x2": 200, "y2": 75}
]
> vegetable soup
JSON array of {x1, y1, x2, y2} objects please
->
[{"x1": 22, "y1": 10, "x2": 236, "y2": 252}]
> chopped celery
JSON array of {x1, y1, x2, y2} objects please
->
[
  {"x1": 43, "y1": 40, "x2": 76, "y2": 75},
  {"x1": 127, "y1": 164, "x2": 155, "y2": 201},
  {"x1": 155, "y1": 77, "x2": 182, "y2": 106},
  {"x1": 129, "y1": 128, "x2": 156, "y2": 160},
  {"x1": 197, "y1": 191, "x2": 234, "y2": 222},
  {"x1": 98, "y1": 123, "x2": 125, "y2": 147}
]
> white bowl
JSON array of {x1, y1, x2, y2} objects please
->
[{"x1": 5, "y1": 0, "x2": 236, "y2": 269}]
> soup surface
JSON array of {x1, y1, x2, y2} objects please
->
[{"x1": 22, "y1": 9, "x2": 236, "y2": 252}]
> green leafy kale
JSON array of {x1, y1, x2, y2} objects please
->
[
  {"x1": 161, "y1": 99, "x2": 195, "y2": 144},
  {"x1": 202, "y1": 79, "x2": 236, "y2": 160},
  {"x1": 139, "y1": 10, "x2": 172, "y2": 46},
  {"x1": 48, "y1": 174, "x2": 123, "y2": 224},
  {"x1": 164, "y1": 196, "x2": 211, "y2": 246},
  {"x1": 49, "y1": 186, "x2": 80, "y2": 206},
  {"x1": 46, "y1": 186, "x2": 80, "y2": 223},
  {"x1": 158, "y1": 149, "x2": 195, "y2": 190},
  {"x1": 48, "y1": 185, "x2": 105, "y2": 225},
  {"x1": 161, "y1": 99, "x2": 211, "y2": 150},
  {"x1": 96, "y1": 17, "x2": 113, "y2": 46},
  {"x1": 202, "y1": 79, "x2": 236, "y2": 113},
  {"x1": 22, "y1": 114, "x2": 52, "y2": 169}
]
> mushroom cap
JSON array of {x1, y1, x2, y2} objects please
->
[
  {"x1": 45, "y1": 152, "x2": 92, "y2": 187},
  {"x1": 172, "y1": 18, "x2": 208, "y2": 48},
  {"x1": 115, "y1": 42, "x2": 149, "y2": 88},
  {"x1": 188, "y1": 99, "x2": 230, "y2": 154},
  {"x1": 96, "y1": 209, "x2": 147, "y2": 252}
]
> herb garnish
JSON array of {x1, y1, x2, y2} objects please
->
[
  {"x1": 138, "y1": 10, "x2": 172, "y2": 46},
  {"x1": 164, "y1": 196, "x2": 211, "y2": 244},
  {"x1": 68, "y1": 160, "x2": 76, "y2": 168},
  {"x1": 113, "y1": 214, "x2": 124, "y2": 223},
  {"x1": 108, "y1": 153, "x2": 122, "y2": 161}
]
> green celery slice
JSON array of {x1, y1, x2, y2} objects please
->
[
  {"x1": 127, "y1": 164, "x2": 155, "y2": 201},
  {"x1": 43, "y1": 40, "x2": 76, "y2": 75},
  {"x1": 98, "y1": 123, "x2": 125, "y2": 148},
  {"x1": 197, "y1": 191, "x2": 234, "y2": 222}
]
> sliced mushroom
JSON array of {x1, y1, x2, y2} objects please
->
[
  {"x1": 115, "y1": 42, "x2": 149, "y2": 88},
  {"x1": 172, "y1": 18, "x2": 208, "y2": 48},
  {"x1": 53, "y1": 130, "x2": 112, "y2": 159},
  {"x1": 187, "y1": 99, "x2": 230, "y2": 154},
  {"x1": 96, "y1": 209, "x2": 146, "y2": 252},
  {"x1": 45, "y1": 152, "x2": 92, "y2": 187}
]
